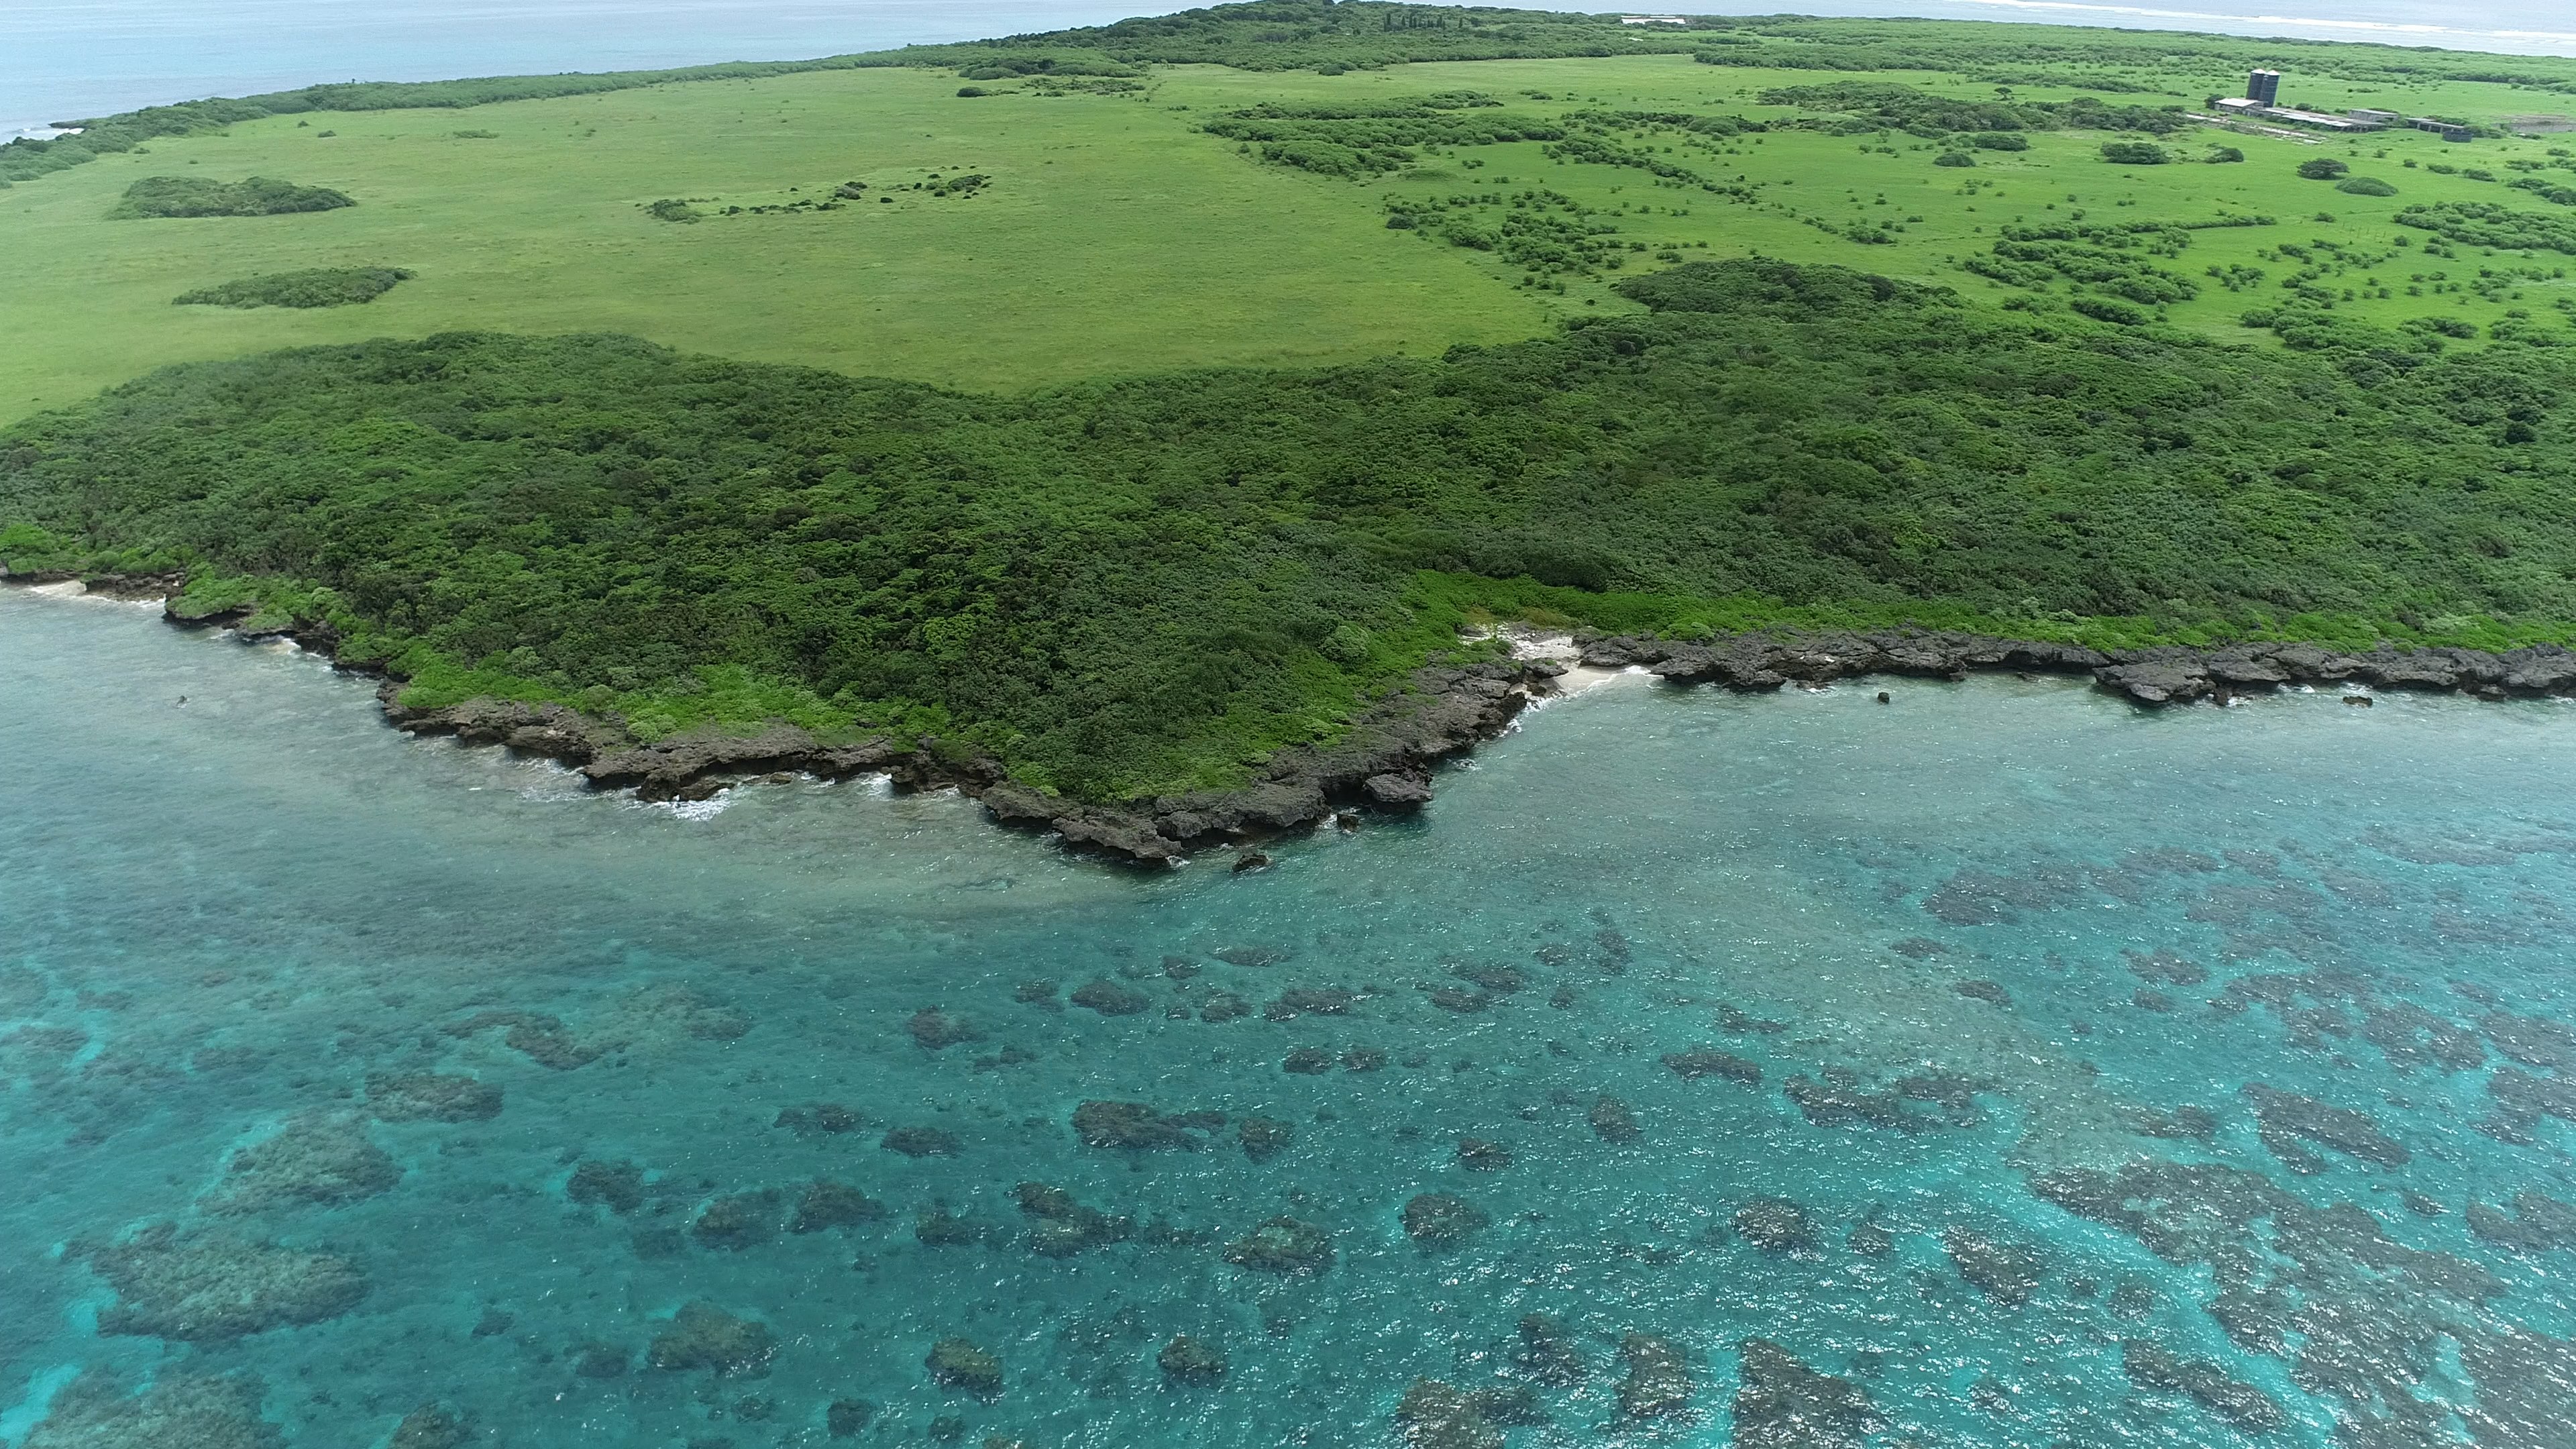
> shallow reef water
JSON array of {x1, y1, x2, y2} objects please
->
[{"x1": 3, "y1": 585, "x2": 2575, "y2": 1449}]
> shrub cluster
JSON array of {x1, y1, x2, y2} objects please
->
[
  {"x1": 110, "y1": 176, "x2": 354, "y2": 218},
  {"x1": 172, "y1": 267, "x2": 413, "y2": 308}
]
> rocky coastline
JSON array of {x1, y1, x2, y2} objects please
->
[{"x1": 15, "y1": 568, "x2": 2576, "y2": 866}]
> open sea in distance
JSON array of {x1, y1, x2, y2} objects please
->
[{"x1": 6, "y1": 0, "x2": 2573, "y2": 138}]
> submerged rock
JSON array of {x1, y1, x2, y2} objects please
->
[
  {"x1": 1073, "y1": 1100, "x2": 1218, "y2": 1150},
  {"x1": 566, "y1": 1159, "x2": 647, "y2": 1214},
  {"x1": 1071, "y1": 979, "x2": 1150, "y2": 1016},
  {"x1": 825, "y1": 1399, "x2": 876, "y2": 1438},
  {"x1": 1238, "y1": 1116, "x2": 1295, "y2": 1163},
  {"x1": 646, "y1": 1303, "x2": 775, "y2": 1377},
  {"x1": 1513, "y1": 1313, "x2": 1588, "y2": 1387},
  {"x1": 1016, "y1": 1181, "x2": 1132, "y2": 1257},
  {"x1": 2467, "y1": 1191, "x2": 2576, "y2": 1254},
  {"x1": 1942, "y1": 1227, "x2": 2044, "y2": 1307},
  {"x1": 89, "y1": 1226, "x2": 366, "y2": 1342},
  {"x1": 201, "y1": 1114, "x2": 400, "y2": 1214},
  {"x1": 1617, "y1": 1333, "x2": 1695, "y2": 1421},
  {"x1": 1589, "y1": 1094, "x2": 1641, "y2": 1144},
  {"x1": 1731, "y1": 1340, "x2": 1883, "y2": 1448},
  {"x1": 2121, "y1": 1340, "x2": 2286, "y2": 1432},
  {"x1": 692, "y1": 1191, "x2": 778, "y2": 1250},
  {"x1": 365, "y1": 1072, "x2": 502, "y2": 1124},
  {"x1": 23, "y1": 1368, "x2": 282, "y2": 1449},
  {"x1": 1283, "y1": 1046, "x2": 1335, "y2": 1075},
  {"x1": 2243, "y1": 1083, "x2": 2410, "y2": 1172},
  {"x1": 1158, "y1": 1334, "x2": 1228, "y2": 1385},
  {"x1": 907, "y1": 1008, "x2": 981, "y2": 1051},
  {"x1": 1223, "y1": 1216, "x2": 1334, "y2": 1276},
  {"x1": 1395, "y1": 1379, "x2": 1501, "y2": 1449},
  {"x1": 1401, "y1": 1193, "x2": 1489, "y2": 1251},
  {"x1": 774, "y1": 1102, "x2": 863, "y2": 1134},
  {"x1": 1663, "y1": 1048, "x2": 1762, "y2": 1085},
  {"x1": 1733, "y1": 1199, "x2": 1817, "y2": 1256},
  {"x1": 1457, "y1": 1137, "x2": 1513, "y2": 1172},
  {"x1": 792, "y1": 1180, "x2": 888, "y2": 1234},
  {"x1": 443, "y1": 1009, "x2": 599, "y2": 1069},
  {"x1": 882, "y1": 1126, "x2": 961, "y2": 1157},
  {"x1": 926, "y1": 1336, "x2": 1004, "y2": 1395}
]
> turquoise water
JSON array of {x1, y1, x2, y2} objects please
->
[{"x1": 3, "y1": 584, "x2": 2575, "y2": 1448}]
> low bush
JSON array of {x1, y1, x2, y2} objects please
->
[{"x1": 173, "y1": 267, "x2": 413, "y2": 308}]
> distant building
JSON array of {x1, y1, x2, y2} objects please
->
[
  {"x1": 1619, "y1": 14, "x2": 1688, "y2": 22},
  {"x1": 2410, "y1": 117, "x2": 2473, "y2": 142},
  {"x1": 2351, "y1": 108, "x2": 2400, "y2": 125},
  {"x1": 2248, "y1": 69, "x2": 2282, "y2": 105}
]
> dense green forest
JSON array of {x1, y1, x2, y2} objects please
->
[
  {"x1": 110, "y1": 175, "x2": 354, "y2": 218},
  {"x1": 10, "y1": 3, "x2": 2575, "y2": 191},
  {"x1": 5, "y1": 260, "x2": 2571, "y2": 799}
]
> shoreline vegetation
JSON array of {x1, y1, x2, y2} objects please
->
[
  {"x1": 5, "y1": 5, "x2": 2575, "y2": 863},
  {"x1": 9, "y1": 251, "x2": 2576, "y2": 864}
]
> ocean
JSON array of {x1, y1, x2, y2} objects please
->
[
  {"x1": 3, "y1": 584, "x2": 2573, "y2": 1446},
  {"x1": 6, "y1": 0, "x2": 2572, "y2": 138}
]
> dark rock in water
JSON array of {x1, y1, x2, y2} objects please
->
[
  {"x1": 2467, "y1": 1191, "x2": 2576, "y2": 1254},
  {"x1": 1549, "y1": 985, "x2": 1577, "y2": 1010},
  {"x1": 1364, "y1": 773, "x2": 1435, "y2": 808},
  {"x1": 1072, "y1": 1100, "x2": 1214, "y2": 1150},
  {"x1": 1239, "y1": 1116, "x2": 1295, "y2": 1162},
  {"x1": 646, "y1": 1303, "x2": 775, "y2": 1377},
  {"x1": 914, "y1": 1210, "x2": 989, "y2": 1248},
  {"x1": 572, "y1": 1343, "x2": 629, "y2": 1378},
  {"x1": 1589, "y1": 1095, "x2": 1641, "y2": 1144},
  {"x1": 472, "y1": 1307, "x2": 512, "y2": 1338},
  {"x1": 2458, "y1": 1327, "x2": 2576, "y2": 1449},
  {"x1": 1223, "y1": 1216, "x2": 1334, "y2": 1276},
  {"x1": 692, "y1": 1191, "x2": 778, "y2": 1250},
  {"x1": 1717, "y1": 1003, "x2": 1789, "y2": 1034},
  {"x1": 1232, "y1": 851, "x2": 1272, "y2": 873},
  {"x1": 2483, "y1": 1012, "x2": 2576, "y2": 1074},
  {"x1": 2123, "y1": 949, "x2": 2208, "y2": 987},
  {"x1": 1514, "y1": 1313, "x2": 1588, "y2": 1386},
  {"x1": 568, "y1": 1159, "x2": 647, "y2": 1214},
  {"x1": 1402, "y1": 1193, "x2": 1489, "y2": 1251},
  {"x1": 1159, "y1": 1334, "x2": 1228, "y2": 1386},
  {"x1": 773, "y1": 1102, "x2": 862, "y2": 1134},
  {"x1": 1458, "y1": 1137, "x2": 1514, "y2": 1172},
  {"x1": 1663, "y1": 1048, "x2": 1762, "y2": 1085},
  {"x1": 1283, "y1": 1046, "x2": 1335, "y2": 1075},
  {"x1": 1847, "y1": 1220, "x2": 1894, "y2": 1256},
  {"x1": 1395, "y1": 1379, "x2": 1500, "y2": 1449},
  {"x1": 1071, "y1": 979, "x2": 1150, "y2": 1016},
  {"x1": 1012, "y1": 979, "x2": 1061, "y2": 1009},
  {"x1": 201, "y1": 1113, "x2": 401, "y2": 1213},
  {"x1": 2361, "y1": 1003, "x2": 2485, "y2": 1073},
  {"x1": 1731, "y1": 1340, "x2": 1883, "y2": 1448},
  {"x1": 89, "y1": 1225, "x2": 368, "y2": 1342},
  {"x1": 881, "y1": 1126, "x2": 961, "y2": 1157},
  {"x1": 2243, "y1": 1083, "x2": 2410, "y2": 1171},
  {"x1": 366, "y1": 1071, "x2": 502, "y2": 1123},
  {"x1": 1451, "y1": 962, "x2": 1529, "y2": 996},
  {"x1": 1733, "y1": 1199, "x2": 1817, "y2": 1255},
  {"x1": 444, "y1": 1008, "x2": 600, "y2": 1069},
  {"x1": 1213, "y1": 946, "x2": 1291, "y2": 968},
  {"x1": 826, "y1": 1398, "x2": 876, "y2": 1437},
  {"x1": 1267, "y1": 987, "x2": 1357, "y2": 1020},
  {"x1": 907, "y1": 1008, "x2": 981, "y2": 1051},
  {"x1": 1343, "y1": 1047, "x2": 1388, "y2": 1072},
  {"x1": 630, "y1": 1227, "x2": 686, "y2": 1259},
  {"x1": 2125, "y1": 1105, "x2": 2217, "y2": 1140},
  {"x1": 1942, "y1": 1227, "x2": 2043, "y2": 1307},
  {"x1": 792, "y1": 1181, "x2": 887, "y2": 1234},
  {"x1": 388, "y1": 1403, "x2": 469, "y2": 1448},
  {"x1": 1784, "y1": 1067, "x2": 1972, "y2": 1133},
  {"x1": 2132, "y1": 989, "x2": 2176, "y2": 1012},
  {"x1": 926, "y1": 1336, "x2": 1003, "y2": 1395},
  {"x1": 2095, "y1": 659, "x2": 2213, "y2": 707},
  {"x1": 1968, "y1": 1377, "x2": 2012, "y2": 1415},
  {"x1": 1161, "y1": 956, "x2": 1201, "y2": 979},
  {"x1": 1955, "y1": 979, "x2": 2010, "y2": 1007},
  {"x1": 22, "y1": 1368, "x2": 284, "y2": 1449},
  {"x1": 1199, "y1": 991, "x2": 1252, "y2": 1023},
  {"x1": 1419, "y1": 985, "x2": 1493, "y2": 1014},
  {"x1": 1014, "y1": 1181, "x2": 1132, "y2": 1257},
  {"x1": 1617, "y1": 1333, "x2": 1695, "y2": 1421},
  {"x1": 2399, "y1": 1189, "x2": 2446, "y2": 1218},
  {"x1": 2121, "y1": 1340, "x2": 2286, "y2": 1432}
]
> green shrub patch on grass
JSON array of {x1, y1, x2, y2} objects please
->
[
  {"x1": 111, "y1": 175, "x2": 355, "y2": 218},
  {"x1": 173, "y1": 267, "x2": 413, "y2": 309}
]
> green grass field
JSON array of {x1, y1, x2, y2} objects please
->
[{"x1": 5, "y1": 33, "x2": 2571, "y2": 428}]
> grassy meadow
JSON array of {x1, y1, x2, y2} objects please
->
[{"x1": 4, "y1": 36, "x2": 2573, "y2": 427}]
